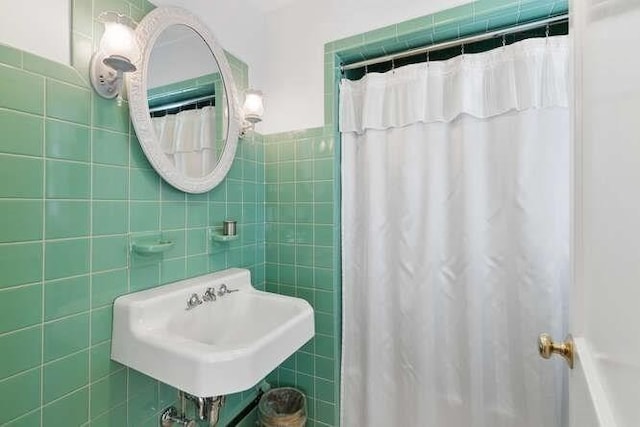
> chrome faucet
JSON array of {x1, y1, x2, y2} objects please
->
[
  {"x1": 202, "y1": 287, "x2": 217, "y2": 302},
  {"x1": 186, "y1": 285, "x2": 237, "y2": 310},
  {"x1": 186, "y1": 293, "x2": 203, "y2": 310}
]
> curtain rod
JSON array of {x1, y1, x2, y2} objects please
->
[
  {"x1": 341, "y1": 13, "x2": 569, "y2": 72},
  {"x1": 149, "y1": 94, "x2": 215, "y2": 113}
]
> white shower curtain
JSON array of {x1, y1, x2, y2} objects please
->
[
  {"x1": 340, "y1": 37, "x2": 570, "y2": 427},
  {"x1": 152, "y1": 106, "x2": 217, "y2": 178}
]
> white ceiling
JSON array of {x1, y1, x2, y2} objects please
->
[
  {"x1": 244, "y1": 0, "x2": 300, "y2": 14},
  {"x1": 151, "y1": 0, "x2": 300, "y2": 15}
]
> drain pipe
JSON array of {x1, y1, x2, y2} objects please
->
[
  {"x1": 206, "y1": 396, "x2": 225, "y2": 426},
  {"x1": 186, "y1": 394, "x2": 226, "y2": 426},
  {"x1": 161, "y1": 391, "x2": 227, "y2": 426},
  {"x1": 161, "y1": 392, "x2": 196, "y2": 427}
]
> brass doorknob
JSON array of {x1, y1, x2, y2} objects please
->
[{"x1": 538, "y1": 333, "x2": 574, "y2": 369}]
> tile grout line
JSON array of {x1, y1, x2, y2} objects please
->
[
  {"x1": 39, "y1": 65, "x2": 48, "y2": 427},
  {"x1": 87, "y1": 70, "x2": 95, "y2": 425},
  {"x1": 312, "y1": 134, "x2": 320, "y2": 421},
  {"x1": 89, "y1": 2, "x2": 103, "y2": 423},
  {"x1": 124, "y1": 28, "x2": 133, "y2": 418}
]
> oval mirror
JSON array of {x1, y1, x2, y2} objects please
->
[{"x1": 128, "y1": 7, "x2": 241, "y2": 193}]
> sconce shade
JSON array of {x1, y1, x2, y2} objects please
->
[
  {"x1": 100, "y1": 21, "x2": 140, "y2": 71},
  {"x1": 90, "y1": 13, "x2": 140, "y2": 100},
  {"x1": 243, "y1": 90, "x2": 264, "y2": 124}
]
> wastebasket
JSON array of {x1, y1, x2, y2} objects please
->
[{"x1": 258, "y1": 387, "x2": 307, "y2": 427}]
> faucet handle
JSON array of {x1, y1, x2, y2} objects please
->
[
  {"x1": 202, "y1": 287, "x2": 217, "y2": 302},
  {"x1": 186, "y1": 293, "x2": 203, "y2": 310},
  {"x1": 217, "y1": 284, "x2": 228, "y2": 296},
  {"x1": 217, "y1": 283, "x2": 239, "y2": 296}
]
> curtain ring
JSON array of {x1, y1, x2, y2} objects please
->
[
  {"x1": 426, "y1": 51, "x2": 430, "y2": 67},
  {"x1": 545, "y1": 24, "x2": 550, "y2": 39},
  {"x1": 461, "y1": 43, "x2": 465, "y2": 57},
  {"x1": 502, "y1": 34, "x2": 506, "y2": 48},
  {"x1": 391, "y1": 58, "x2": 396, "y2": 73},
  {"x1": 365, "y1": 64, "x2": 369, "y2": 74}
]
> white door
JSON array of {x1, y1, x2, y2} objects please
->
[{"x1": 560, "y1": 1, "x2": 640, "y2": 426}]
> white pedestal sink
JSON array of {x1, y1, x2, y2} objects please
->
[{"x1": 111, "y1": 268, "x2": 315, "y2": 397}]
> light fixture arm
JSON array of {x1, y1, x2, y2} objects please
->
[{"x1": 90, "y1": 52, "x2": 123, "y2": 100}]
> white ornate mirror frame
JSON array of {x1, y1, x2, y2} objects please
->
[{"x1": 127, "y1": 7, "x2": 242, "y2": 194}]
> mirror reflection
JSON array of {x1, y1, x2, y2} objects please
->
[{"x1": 146, "y1": 24, "x2": 228, "y2": 179}]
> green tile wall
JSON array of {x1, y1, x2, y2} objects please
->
[
  {"x1": 1, "y1": 0, "x2": 570, "y2": 426},
  {"x1": 262, "y1": 1, "x2": 568, "y2": 426},
  {"x1": 0, "y1": 0, "x2": 264, "y2": 426},
  {"x1": 262, "y1": 128, "x2": 341, "y2": 426}
]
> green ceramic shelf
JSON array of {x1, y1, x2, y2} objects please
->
[
  {"x1": 132, "y1": 240, "x2": 175, "y2": 255},
  {"x1": 129, "y1": 232, "x2": 175, "y2": 256}
]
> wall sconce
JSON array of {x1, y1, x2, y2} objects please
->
[
  {"x1": 90, "y1": 12, "x2": 140, "y2": 104},
  {"x1": 241, "y1": 89, "x2": 264, "y2": 136}
]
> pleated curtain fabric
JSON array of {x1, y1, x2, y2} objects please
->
[
  {"x1": 152, "y1": 105, "x2": 217, "y2": 178},
  {"x1": 340, "y1": 37, "x2": 570, "y2": 427}
]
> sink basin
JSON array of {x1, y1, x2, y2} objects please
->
[{"x1": 111, "y1": 268, "x2": 314, "y2": 397}]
